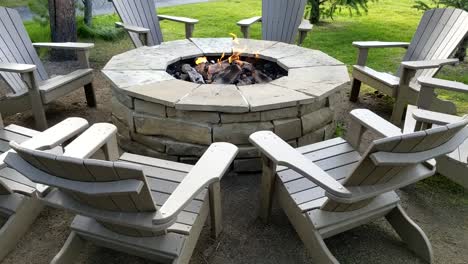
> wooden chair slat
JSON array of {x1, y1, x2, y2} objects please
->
[{"x1": 261, "y1": 0, "x2": 306, "y2": 43}]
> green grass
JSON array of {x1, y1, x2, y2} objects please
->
[
  {"x1": 22, "y1": 0, "x2": 468, "y2": 113},
  {"x1": 0, "y1": 0, "x2": 29, "y2": 7}
]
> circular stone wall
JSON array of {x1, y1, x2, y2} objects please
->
[{"x1": 103, "y1": 38, "x2": 350, "y2": 172}]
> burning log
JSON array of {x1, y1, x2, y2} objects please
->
[
  {"x1": 213, "y1": 63, "x2": 242, "y2": 84},
  {"x1": 182, "y1": 64, "x2": 205, "y2": 84}
]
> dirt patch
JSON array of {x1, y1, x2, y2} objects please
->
[{"x1": 3, "y1": 60, "x2": 467, "y2": 264}]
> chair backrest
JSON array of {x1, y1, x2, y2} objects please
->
[
  {"x1": 111, "y1": 0, "x2": 164, "y2": 47},
  {"x1": 261, "y1": 0, "x2": 307, "y2": 43},
  {"x1": 396, "y1": 8, "x2": 468, "y2": 78},
  {"x1": 321, "y1": 118, "x2": 468, "y2": 212},
  {"x1": 0, "y1": 7, "x2": 48, "y2": 95},
  {"x1": 7, "y1": 142, "x2": 158, "y2": 236}
]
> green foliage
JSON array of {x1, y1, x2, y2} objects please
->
[
  {"x1": 76, "y1": 14, "x2": 125, "y2": 41},
  {"x1": 412, "y1": 0, "x2": 468, "y2": 11},
  {"x1": 306, "y1": 0, "x2": 376, "y2": 23},
  {"x1": 334, "y1": 122, "x2": 346, "y2": 137},
  {"x1": 28, "y1": 0, "x2": 49, "y2": 26}
]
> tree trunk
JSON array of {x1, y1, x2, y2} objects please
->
[
  {"x1": 84, "y1": 0, "x2": 93, "y2": 27},
  {"x1": 309, "y1": 0, "x2": 321, "y2": 24},
  {"x1": 48, "y1": 0, "x2": 77, "y2": 61}
]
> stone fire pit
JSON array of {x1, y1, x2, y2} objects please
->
[{"x1": 103, "y1": 38, "x2": 350, "y2": 172}]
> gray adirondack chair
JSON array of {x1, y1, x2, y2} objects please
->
[
  {"x1": 349, "y1": 8, "x2": 468, "y2": 125},
  {"x1": 236, "y1": 0, "x2": 313, "y2": 45},
  {"x1": 0, "y1": 7, "x2": 97, "y2": 131},
  {"x1": 110, "y1": 0, "x2": 199, "y2": 48},
  {"x1": 403, "y1": 77, "x2": 468, "y2": 189},
  {"x1": 5, "y1": 122, "x2": 238, "y2": 264},
  {"x1": 249, "y1": 109, "x2": 468, "y2": 263},
  {"x1": 0, "y1": 114, "x2": 90, "y2": 261}
]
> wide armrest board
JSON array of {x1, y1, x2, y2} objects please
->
[
  {"x1": 350, "y1": 109, "x2": 402, "y2": 137},
  {"x1": 33, "y1": 42, "x2": 94, "y2": 50},
  {"x1": 0, "y1": 62, "x2": 36, "y2": 73},
  {"x1": 237, "y1": 16, "x2": 262, "y2": 26},
  {"x1": 21, "y1": 117, "x2": 89, "y2": 150},
  {"x1": 401, "y1": 58, "x2": 459, "y2": 70},
  {"x1": 63, "y1": 123, "x2": 117, "y2": 159},
  {"x1": 352, "y1": 41, "x2": 410, "y2": 48},
  {"x1": 155, "y1": 142, "x2": 238, "y2": 224},
  {"x1": 115, "y1": 22, "x2": 150, "y2": 33},
  {"x1": 298, "y1": 19, "x2": 313, "y2": 31},
  {"x1": 158, "y1": 15, "x2": 199, "y2": 24},
  {"x1": 418, "y1": 77, "x2": 468, "y2": 92}
]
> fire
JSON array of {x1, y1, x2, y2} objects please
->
[
  {"x1": 195, "y1": 56, "x2": 207, "y2": 65},
  {"x1": 194, "y1": 32, "x2": 258, "y2": 66}
]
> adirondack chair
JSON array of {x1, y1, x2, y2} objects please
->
[
  {"x1": 0, "y1": 114, "x2": 90, "y2": 261},
  {"x1": 249, "y1": 109, "x2": 468, "y2": 263},
  {"x1": 402, "y1": 77, "x2": 468, "y2": 188},
  {"x1": 236, "y1": 0, "x2": 313, "y2": 45},
  {"x1": 109, "y1": 0, "x2": 199, "y2": 48},
  {"x1": 349, "y1": 8, "x2": 468, "y2": 125},
  {"x1": 0, "y1": 7, "x2": 97, "y2": 131},
  {"x1": 5, "y1": 122, "x2": 238, "y2": 264}
]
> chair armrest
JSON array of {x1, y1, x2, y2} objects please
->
[
  {"x1": 0, "y1": 62, "x2": 36, "y2": 73},
  {"x1": 158, "y1": 15, "x2": 199, "y2": 24},
  {"x1": 115, "y1": 22, "x2": 150, "y2": 34},
  {"x1": 249, "y1": 131, "x2": 351, "y2": 198},
  {"x1": 63, "y1": 123, "x2": 118, "y2": 159},
  {"x1": 401, "y1": 58, "x2": 458, "y2": 70},
  {"x1": 412, "y1": 109, "x2": 464, "y2": 126},
  {"x1": 33, "y1": 42, "x2": 94, "y2": 50},
  {"x1": 153, "y1": 143, "x2": 238, "y2": 225},
  {"x1": 237, "y1": 16, "x2": 262, "y2": 26},
  {"x1": 350, "y1": 109, "x2": 402, "y2": 138},
  {"x1": 352, "y1": 41, "x2": 410, "y2": 49},
  {"x1": 21, "y1": 117, "x2": 89, "y2": 150},
  {"x1": 418, "y1": 77, "x2": 468, "y2": 92},
  {"x1": 298, "y1": 19, "x2": 313, "y2": 31}
]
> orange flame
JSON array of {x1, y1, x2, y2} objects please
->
[
  {"x1": 195, "y1": 56, "x2": 207, "y2": 65},
  {"x1": 194, "y1": 33, "x2": 249, "y2": 66}
]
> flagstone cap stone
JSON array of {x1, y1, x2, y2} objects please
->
[{"x1": 103, "y1": 38, "x2": 350, "y2": 113}]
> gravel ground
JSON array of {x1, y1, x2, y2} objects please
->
[{"x1": 2, "y1": 60, "x2": 467, "y2": 264}]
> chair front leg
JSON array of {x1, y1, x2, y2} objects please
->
[
  {"x1": 391, "y1": 68, "x2": 416, "y2": 125},
  {"x1": 209, "y1": 180, "x2": 222, "y2": 239},
  {"x1": 21, "y1": 71, "x2": 47, "y2": 130},
  {"x1": 259, "y1": 154, "x2": 277, "y2": 223},
  {"x1": 349, "y1": 48, "x2": 369, "y2": 102},
  {"x1": 240, "y1": 25, "x2": 250, "y2": 39},
  {"x1": 185, "y1": 23, "x2": 195, "y2": 39}
]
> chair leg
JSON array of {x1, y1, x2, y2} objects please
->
[
  {"x1": 50, "y1": 231, "x2": 85, "y2": 264},
  {"x1": 209, "y1": 181, "x2": 223, "y2": 239},
  {"x1": 84, "y1": 83, "x2": 97, "y2": 107},
  {"x1": 0, "y1": 196, "x2": 43, "y2": 261},
  {"x1": 385, "y1": 205, "x2": 433, "y2": 263},
  {"x1": 301, "y1": 225, "x2": 339, "y2": 264},
  {"x1": 390, "y1": 97, "x2": 407, "y2": 126},
  {"x1": 349, "y1": 79, "x2": 362, "y2": 102},
  {"x1": 259, "y1": 154, "x2": 276, "y2": 223}
]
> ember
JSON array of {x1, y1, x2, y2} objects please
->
[{"x1": 167, "y1": 55, "x2": 286, "y2": 86}]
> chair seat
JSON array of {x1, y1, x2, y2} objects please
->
[
  {"x1": 118, "y1": 152, "x2": 208, "y2": 235},
  {"x1": 277, "y1": 137, "x2": 361, "y2": 213},
  {"x1": 353, "y1": 65, "x2": 400, "y2": 88},
  {"x1": 39, "y1": 68, "x2": 93, "y2": 104}
]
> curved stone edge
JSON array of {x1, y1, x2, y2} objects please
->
[{"x1": 102, "y1": 38, "x2": 350, "y2": 113}]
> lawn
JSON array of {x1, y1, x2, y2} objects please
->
[
  {"x1": 23, "y1": 0, "x2": 468, "y2": 113},
  {"x1": 0, "y1": 0, "x2": 28, "y2": 7}
]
